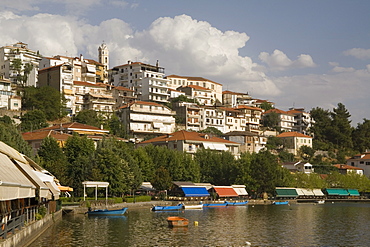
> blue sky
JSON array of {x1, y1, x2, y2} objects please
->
[{"x1": 1, "y1": 0, "x2": 369, "y2": 125}]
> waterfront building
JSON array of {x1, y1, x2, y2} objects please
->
[
  {"x1": 118, "y1": 100, "x2": 176, "y2": 138},
  {"x1": 223, "y1": 131, "x2": 267, "y2": 153},
  {"x1": 167, "y1": 75, "x2": 223, "y2": 104},
  {"x1": 110, "y1": 61, "x2": 170, "y2": 103},
  {"x1": 287, "y1": 108, "x2": 315, "y2": 135},
  {"x1": 277, "y1": 131, "x2": 313, "y2": 156},
  {"x1": 137, "y1": 130, "x2": 240, "y2": 157},
  {"x1": 263, "y1": 108, "x2": 295, "y2": 132},
  {"x1": 346, "y1": 151, "x2": 370, "y2": 177},
  {"x1": 0, "y1": 42, "x2": 41, "y2": 87}
]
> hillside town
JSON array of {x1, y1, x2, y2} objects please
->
[{"x1": 0, "y1": 42, "x2": 316, "y2": 153}]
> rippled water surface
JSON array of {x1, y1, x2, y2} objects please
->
[{"x1": 29, "y1": 203, "x2": 370, "y2": 246}]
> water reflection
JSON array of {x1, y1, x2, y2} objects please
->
[{"x1": 30, "y1": 203, "x2": 370, "y2": 246}]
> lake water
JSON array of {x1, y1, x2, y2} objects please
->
[{"x1": 29, "y1": 202, "x2": 370, "y2": 246}]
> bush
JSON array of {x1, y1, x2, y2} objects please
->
[{"x1": 124, "y1": 195, "x2": 151, "y2": 203}]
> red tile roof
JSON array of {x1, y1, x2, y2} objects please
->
[
  {"x1": 333, "y1": 164, "x2": 363, "y2": 170},
  {"x1": 139, "y1": 130, "x2": 239, "y2": 145},
  {"x1": 22, "y1": 130, "x2": 71, "y2": 141},
  {"x1": 236, "y1": 105, "x2": 263, "y2": 111},
  {"x1": 39, "y1": 122, "x2": 108, "y2": 132},
  {"x1": 264, "y1": 108, "x2": 291, "y2": 115},
  {"x1": 183, "y1": 85, "x2": 211, "y2": 91},
  {"x1": 277, "y1": 132, "x2": 312, "y2": 138}
]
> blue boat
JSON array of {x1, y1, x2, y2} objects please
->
[
  {"x1": 226, "y1": 201, "x2": 248, "y2": 206},
  {"x1": 272, "y1": 201, "x2": 289, "y2": 205},
  {"x1": 203, "y1": 202, "x2": 228, "y2": 207},
  {"x1": 151, "y1": 203, "x2": 184, "y2": 211},
  {"x1": 86, "y1": 207, "x2": 128, "y2": 216}
]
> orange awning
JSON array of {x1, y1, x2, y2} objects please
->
[
  {"x1": 213, "y1": 187, "x2": 238, "y2": 197},
  {"x1": 58, "y1": 186, "x2": 74, "y2": 192}
]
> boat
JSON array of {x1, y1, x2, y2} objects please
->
[
  {"x1": 272, "y1": 201, "x2": 289, "y2": 205},
  {"x1": 151, "y1": 203, "x2": 184, "y2": 211},
  {"x1": 86, "y1": 207, "x2": 128, "y2": 216},
  {"x1": 167, "y1": 216, "x2": 189, "y2": 227},
  {"x1": 315, "y1": 200, "x2": 325, "y2": 204},
  {"x1": 226, "y1": 201, "x2": 248, "y2": 206},
  {"x1": 184, "y1": 204, "x2": 203, "y2": 210},
  {"x1": 203, "y1": 201, "x2": 228, "y2": 207}
]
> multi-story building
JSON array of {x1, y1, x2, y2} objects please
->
[
  {"x1": 222, "y1": 90, "x2": 254, "y2": 108},
  {"x1": 98, "y1": 42, "x2": 109, "y2": 83},
  {"x1": 172, "y1": 102, "x2": 203, "y2": 132},
  {"x1": 38, "y1": 64, "x2": 74, "y2": 115},
  {"x1": 167, "y1": 75, "x2": 223, "y2": 104},
  {"x1": 277, "y1": 131, "x2": 313, "y2": 156},
  {"x1": 287, "y1": 108, "x2": 315, "y2": 135},
  {"x1": 203, "y1": 106, "x2": 226, "y2": 133},
  {"x1": 0, "y1": 76, "x2": 21, "y2": 110},
  {"x1": 111, "y1": 86, "x2": 136, "y2": 110},
  {"x1": 223, "y1": 131, "x2": 267, "y2": 153},
  {"x1": 137, "y1": 130, "x2": 240, "y2": 157},
  {"x1": 118, "y1": 100, "x2": 176, "y2": 138},
  {"x1": 235, "y1": 105, "x2": 263, "y2": 132},
  {"x1": 222, "y1": 107, "x2": 246, "y2": 133},
  {"x1": 110, "y1": 61, "x2": 170, "y2": 103},
  {"x1": 263, "y1": 108, "x2": 295, "y2": 132},
  {"x1": 346, "y1": 151, "x2": 370, "y2": 177},
  {"x1": 0, "y1": 42, "x2": 41, "y2": 87},
  {"x1": 178, "y1": 85, "x2": 213, "y2": 105},
  {"x1": 73, "y1": 81, "x2": 114, "y2": 115}
]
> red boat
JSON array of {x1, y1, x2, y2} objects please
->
[{"x1": 167, "y1": 216, "x2": 189, "y2": 227}]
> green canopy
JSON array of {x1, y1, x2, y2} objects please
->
[{"x1": 275, "y1": 188, "x2": 298, "y2": 198}]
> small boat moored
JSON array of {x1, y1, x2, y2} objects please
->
[
  {"x1": 272, "y1": 201, "x2": 289, "y2": 205},
  {"x1": 226, "y1": 201, "x2": 248, "y2": 206},
  {"x1": 86, "y1": 207, "x2": 128, "y2": 216},
  {"x1": 184, "y1": 204, "x2": 203, "y2": 210},
  {"x1": 151, "y1": 203, "x2": 184, "y2": 211},
  {"x1": 203, "y1": 201, "x2": 228, "y2": 207},
  {"x1": 167, "y1": 216, "x2": 189, "y2": 227},
  {"x1": 316, "y1": 200, "x2": 325, "y2": 204}
]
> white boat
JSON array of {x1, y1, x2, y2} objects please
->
[
  {"x1": 316, "y1": 200, "x2": 325, "y2": 204},
  {"x1": 184, "y1": 204, "x2": 203, "y2": 210}
]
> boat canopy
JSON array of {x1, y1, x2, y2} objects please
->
[
  {"x1": 212, "y1": 186, "x2": 239, "y2": 197},
  {"x1": 180, "y1": 186, "x2": 210, "y2": 197},
  {"x1": 275, "y1": 188, "x2": 298, "y2": 198}
]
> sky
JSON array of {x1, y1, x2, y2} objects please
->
[{"x1": 1, "y1": 0, "x2": 369, "y2": 125}]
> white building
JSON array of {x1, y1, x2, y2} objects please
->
[
  {"x1": 0, "y1": 77, "x2": 21, "y2": 110},
  {"x1": 277, "y1": 131, "x2": 313, "y2": 156},
  {"x1": 346, "y1": 151, "x2": 370, "y2": 177},
  {"x1": 222, "y1": 90, "x2": 254, "y2": 108},
  {"x1": 235, "y1": 105, "x2": 263, "y2": 132},
  {"x1": 0, "y1": 42, "x2": 41, "y2": 87},
  {"x1": 223, "y1": 131, "x2": 267, "y2": 153},
  {"x1": 282, "y1": 161, "x2": 314, "y2": 174},
  {"x1": 287, "y1": 108, "x2": 315, "y2": 135},
  {"x1": 118, "y1": 100, "x2": 176, "y2": 137},
  {"x1": 167, "y1": 75, "x2": 223, "y2": 104},
  {"x1": 110, "y1": 61, "x2": 170, "y2": 103},
  {"x1": 263, "y1": 108, "x2": 295, "y2": 132}
]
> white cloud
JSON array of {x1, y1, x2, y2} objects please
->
[
  {"x1": 259, "y1": 49, "x2": 316, "y2": 71},
  {"x1": 344, "y1": 48, "x2": 370, "y2": 60},
  {"x1": 0, "y1": 0, "x2": 41, "y2": 12}
]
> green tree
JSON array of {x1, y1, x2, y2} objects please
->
[
  {"x1": 259, "y1": 102, "x2": 274, "y2": 111},
  {"x1": 262, "y1": 112, "x2": 280, "y2": 131},
  {"x1": 20, "y1": 109, "x2": 49, "y2": 132},
  {"x1": 151, "y1": 166, "x2": 172, "y2": 190},
  {"x1": 107, "y1": 114, "x2": 126, "y2": 138},
  {"x1": 37, "y1": 137, "x2": 69, "y2": 184},
  {"x1": 329, "y1": 103, "x2": 353, "y2": 149},
  {"x1": 198, "y1": 127, "x2": 223, "y2": 137},
  {"x1": 0, "y1": 122, "x2": 33, "y2": 157},
  {"x1": 352, "y1": 119, "x2": 370, "y2": 153},
  {"x1": 63, "y1": 134, "x2": 95, "y2": 196},
  {"x1": 0, "y1": 115, "x2": 14, "y2": 125},
  {"x1": 310, "y1": 107, "x2": 332, "y2": 150},
  {"x1": 10, "y1": 58, "x2": 23, "y2": 83},
  {"x1": 298, "y1": 146, "x2": 315, "y2": 162},
  {"x1": 22, "y1": 63, "x2": 33, "y2": 85},
  {"x1": 22, "y1": 86, "x2": 67, "y2": 120},
  {"x1": 74, "y1": 109, "x2": 103, "y2": 128}
]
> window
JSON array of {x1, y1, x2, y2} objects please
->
[
  {"x1": 366, "y1": 162, "x2": 370, "y2": 166},
  {"x1": 360, "y1": 161, "x2": 364, "y2": 164}
]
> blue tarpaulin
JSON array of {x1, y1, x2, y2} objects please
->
[{"x1": 181, "y1": 187, "x2": 210, "y2": 197}]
